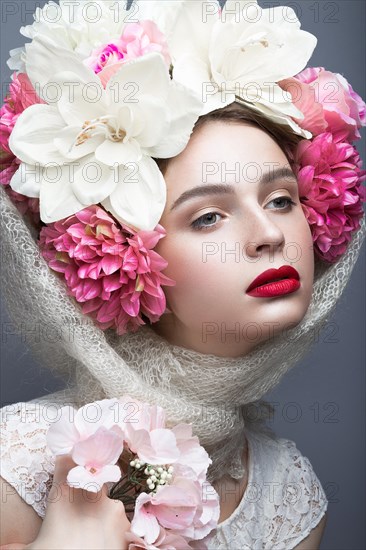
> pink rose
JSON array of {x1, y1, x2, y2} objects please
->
[
  {"x1": 84, "y1": 20, "x2": 171, "y2": 87},
  {"x1": 280, "y1": 67, "x2": 366, "y2": 141}
]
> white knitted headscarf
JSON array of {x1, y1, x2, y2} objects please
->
[{"x1": 1, "y1": 182, "x2": 365, "y2": 484}]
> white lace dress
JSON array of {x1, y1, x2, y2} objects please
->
[{"x1": 0, "y1": 401, "x2": 328, "y2": 549}]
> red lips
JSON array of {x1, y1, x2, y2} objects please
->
[{"x1": 246, "y1": 265, "x2": 300, "y2": 293}]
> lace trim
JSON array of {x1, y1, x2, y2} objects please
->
[
  {"x1": 0, "y1": 402, "x2": 55, "y2": 518},
  {"x1": 0, "y1": 403, "x2": 328, "y2": 549},
  {"x1": 206, "y1": 432, "x2": 328, "y2": 549}
]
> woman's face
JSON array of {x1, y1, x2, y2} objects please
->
[{"x1": 151, "y1": 121, "x2": 315, "y2": 357}]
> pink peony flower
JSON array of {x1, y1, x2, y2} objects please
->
[
  {"x1": 38, "y1": 205, "x2": 175, "y2": 335},
  {"x1": 289, "y1": 132, "x2": 366, "y2": 263},
  {"x1": 280, "y1": 67, "x2": 366, "y2": 141},
  {"x1": 85, "y1": 20, "x2": 171, "y2": 87}
]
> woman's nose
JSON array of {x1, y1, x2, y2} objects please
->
[{"x1": 244, "y1": 208, "x2": 285, "y2": 259}]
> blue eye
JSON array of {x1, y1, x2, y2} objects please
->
[
  {"x1": 190, "y1": 197, "x2": 297, "y2": 231},
  {"x1": 267, "y1": 196, "x2": 297, "y2": 209},
  {"x1": 191, "y1": 212, "x2": 222, "y2": 231}
]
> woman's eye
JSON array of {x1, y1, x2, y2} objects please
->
[
  {"x1": 190, "y1": 198, "x2": 296, "y2": 231},
  {"x1": 191, "y1": 212, "x2": 223, "y2": 231},
  {"x1": 267, "y1": 196, "x2": 297, "y2": 210}
]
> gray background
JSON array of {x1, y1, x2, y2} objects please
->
[{"x1": 1, "y1": 1, "x2": 365, "y2": 549}]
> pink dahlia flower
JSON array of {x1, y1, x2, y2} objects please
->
[
  {"x1": 1, "y1": 72, "x2": 43, "y2": 221},
  {"x1": 0, "y1": 72, "x2": 43, "y2": 154},
  {"x1": 289, "y1": 132, "x2": 366, "y2": 263},
  {"x1": 38, "y1": 205, "x2": 175, "y2": 335},
  {"x1": 280, "y1": 67, "x2": 366, "y2": 141},
  {"x1": 85, "y1": 20, "x2": 171, "y2": 87}
]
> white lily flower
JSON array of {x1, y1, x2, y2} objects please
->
[
  {"x1": 8, "y1": 0, "x2": 130, "y2": 71},
  {"x1": 9, "y1": 48, "x2": 203, "y2": 230},
  {"x1": 138, "y1": 0, "x2": 316, "y2": 137}
]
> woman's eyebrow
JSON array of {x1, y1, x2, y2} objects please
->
[{"x1": 169, "y1": 167, "x2": 297, "y2": 212}]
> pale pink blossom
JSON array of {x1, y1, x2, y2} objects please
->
[
  {"x1": 131, "y1": 485, "x2": 200, "y2": 544},
  {"x1": 46, "y1": 399, "x2": 123, "y2": 454},
  {"x1": 289, "y1": 132, "x2": 366, "y2": 263},
  {"x1": 123, "y1": 425, "x2": 181, "y2": 466},
  {"x1": 170, "y1": 424, "x2": 212, "y2": 483},
  {"x1": 38, "y1": 205, "x2": 175, "y2": 335},
  {"x1": 131, "y1": 477, "x2": 220, "y2": 544},
  {"x1": 67, "y1": 428, "x2": 124, "y2": 492},
  {"x1": 161, "y1": 478, "x2": 220, "y2": 541},
  {"x1": 280, "y1": 67, "x2": 366, "y2": 141},
  {"x1": 117, "y1": 395, "x2": 166, "y2": 431},
  {"x1": 46, "y1": 399, "x2": 125, "y2": 492},
  {"x1": 126, "y1": 525, "x2": 193, "y2": 549}
]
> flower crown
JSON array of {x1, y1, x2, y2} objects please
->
[{"x1": 1, "y1": 0, "x2": 365, "y2": 336}]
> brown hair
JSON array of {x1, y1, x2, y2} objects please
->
[{"x1": 153, "y1": 100, "x2": 304, "y2": 174}]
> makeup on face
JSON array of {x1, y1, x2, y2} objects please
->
[{"x1": 246, "y1": 265, "x2": 301, "y2": 298}]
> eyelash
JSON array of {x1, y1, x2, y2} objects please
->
[{"x1": 190, "y1": 197, "x2": 297, "y2": 231}]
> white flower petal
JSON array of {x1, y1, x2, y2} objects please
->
[
  {"x1": 70, "y1": 156, "x2": 119, "y2": 204},
  {"x1": 172, "y1": 53, "x2": 212, "y2": 98},
  {"x1": 222, "y1": 1, "x2": 258, "y2": 22},
  {"x1": 50, "y1": 71, "x2": 107, "y2": 127},
  {"x1": 200, "y1": 93, "x2": 236, "y2": 117},
  {"x1": 125, "y1": 101, "x2": 169, "y2": 149},
  {"x1": 165, "y1": 0, "x2": 214, "y2": 62},
  {"x1": 237, "y1": 99, "x2": 312, "y2": 138},
  {"x1": 95, "y1": 138, "x2": 142, "y2": 166},
  {"x1": 117, "y1": 106, "x2": 145, "y2": 142},
  {"x1": 7, "y1": 47, "x2": 25, "y2": 72},
  {"x1": 54, "y1": 126, "x2": 105, "y2": 160},
  {"x1": 106, "y1": 52, "x2": 170, "y2": 102},
  {"x1": 146, "y1": 80, "x2": 203, "y2": 158},
  {"x1": 39, "y1": 165, "x2": 86, "y2": 223},
  {"x1": 101, "y1": 156, "x2": 166, "y2": 231},
  {"x1": 25, "y1": 36, "x2": 99, "y2": 98},
  {"x1": 211, "y1": 6, "x2": 317, "y2": 85},
  {"x1": 9, "y1": 104, "x2": 67, "y2": 166},
  {"x1": 9, "y1": 164, "x2": 41, "y2": 198}
]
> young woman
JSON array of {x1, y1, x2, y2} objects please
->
[{"x1": 0, "y1": 1, "x2": 365, "y2": 549}]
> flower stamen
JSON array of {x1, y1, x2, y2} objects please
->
[{"x1": 74, "y1": 115, "x2": 126, "y2": 146}]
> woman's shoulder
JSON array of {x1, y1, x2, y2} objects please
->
[
  {"x1": 248, "y1": 428, "x2": 328, "y2": 496},
  {"x1": 0, "y1": 399, "x2": 62, "y2": 519},
  {"x1": 211, "y1": 428, "x2": 328, "y2": 549}
]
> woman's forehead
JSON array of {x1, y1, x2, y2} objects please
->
[{"x1": 163, "y1": 121, "x2": 292, "y2": 193}]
